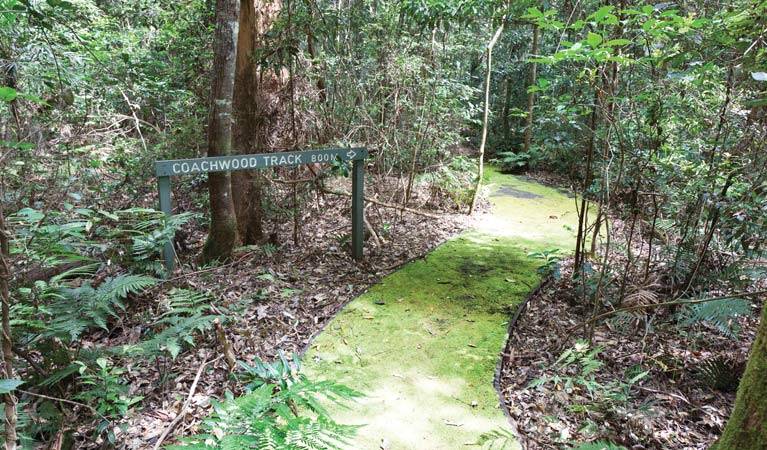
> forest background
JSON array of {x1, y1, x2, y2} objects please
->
[{"x1": 0, "y1": 0, "x2": 766, "y2": 448}]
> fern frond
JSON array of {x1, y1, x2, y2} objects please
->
[
  {"x1": 474, "y1": 428, "x2": 517, "y2": 449},
  {"x1": 160, "y1": 289, "x2": 214, "y2": 318},
  {"x1": 180, "y1": 364, "x2": 360, "y2": 450},
  {"x1": 141, "y1": 313, "x2": 221, "y2": 359},
  {"x1": 697, "y1": 356, "x2": 744, "y2": 392},
  {"x1": 97, "y1": 274, "x2": 156, "y2": 301},
  {"x1": 678, "y1": 298, "x2": 751, "y2": 338},
  {"x1": 284, "y1": 417, "x2": 359, "y2": 449},
  {"x1": 49, "y1": 262, "x2": 100, "y2": 283},
  {"x1": 283, "y1": 380, "x2": 363, "y2": 414}
]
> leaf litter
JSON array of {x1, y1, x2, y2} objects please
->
[{"x1": 101, "y1": 175, "x2": 476, "y2": 448}]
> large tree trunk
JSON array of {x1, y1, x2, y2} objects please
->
[
  {"x1": 232, "y1": 0, "x2": 316, "y2": 245},
  {"x1": 202, "y1": 0, "x2": 240, "y2": 263},
  {"x1": 231, "y1": 0, "x2": 264, "y2": 245},
  {"x1": 713, "y1": 301, "x2": 767, "y2": 450}
]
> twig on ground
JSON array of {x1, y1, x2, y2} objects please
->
[
  {"x1": 17, "y1": 389, "x2": 104, "y2": 420},
  {"x1": 152, "y1": 356, "x2": 221, "y2": 450}
]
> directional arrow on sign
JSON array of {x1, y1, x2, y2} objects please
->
[{"x1": 347, "y1": 150, "x2": 357, "y2": 159}]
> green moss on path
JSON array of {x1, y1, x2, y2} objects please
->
[{"x1": 303, "y1": 168, "x2": 579, "y2": 449}]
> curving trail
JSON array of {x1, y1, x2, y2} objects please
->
[{"x1": 303, "y1": 168, "x2": 579, "y2": 449}]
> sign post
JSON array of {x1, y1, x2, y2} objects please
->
[{"x1": 156, "y1": 147, "x2": 367, "y2": 271}]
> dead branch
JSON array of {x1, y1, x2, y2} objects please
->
[
  {"x1": 214, "y1": 319, "x2": 236, "y2": 371},
  {"x1": 321, "y1": 188, "x2": 441, "y2": 219},
  {"x1": 152, "y1": 357, "x2": 220, "y2": 450},
  {"x1": 549, "y1": 289, "x2": 767, "y2": 351}
]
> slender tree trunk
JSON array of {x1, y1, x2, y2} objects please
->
[
  {"x1": 469, "y1": 15, "x2": 506, "y2": 215},
  {"x1": 501, "y1": 76, "x2": 513, "y2": 144},
  {"x1": 202, "y1": 0, "x2": 241, "y2": 263},
  {"x1": 523, "y1": 24, "x2": 539, "y2": 153},
  {"x1": 0, "y1": 199, "x2": 17, "y2": 450},
  {"x1": 573, "y1": 92, "x2": 599, "y2": 275},
  {"x1": 712, "y1": 301, "x2": 767, "y2": 450}
]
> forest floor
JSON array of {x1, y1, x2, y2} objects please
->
[
  {"x1": 117, "y1": 174, "x2": 477, "y2": 448},
  {"x1": 498, "y1": 232, "x2": 765, "y2": 447},
  {"x1": 498, "y1": 266, "x2": 764, "y2": 450},
  {"x1": 105, "y1": 168, "x2": 761, "y2": 449}
]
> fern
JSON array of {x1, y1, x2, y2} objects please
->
[
  {"x1": 120, "y1": 289, "x2": 222, "y2": 360},
  {"x1": 697, "y1": 356, "x2": 744, "y2": 392},
  {"x1": 106, "y1": 208, "x2": 194, "y2": 275},
  {"x1": 473, "y1": 428, "x2": 517, "y2": 449},
  {"x1": 27, "y1": 274, "x2": 156, "y2": 342},
  {"x1": 159, "y1": 289, "x2": 215, "y2": 317},
  {"x1": 62, "y1": 275, "x2": 156, "y2": 335},
  {"x1": 139, "y1": 313, "x2": 221, "y2": 360},
  {"x1": 677, "y1": 298, "x2": 751, "y2": 339},
  {"x1": 170, "y1": 355, "x2": 363, "y2": 450}
]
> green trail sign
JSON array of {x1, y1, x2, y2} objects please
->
[{"x1": 156, "y1": 147, "x2": 367, "y2": 271}]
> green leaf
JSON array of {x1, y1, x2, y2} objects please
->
[
  {"x1": 587, "y1": 33, "x2": 603, "y2": 47},
  {"x1": 642, "y1": 5, "x2": 654, "y2": 14},
  {"x1": 691, "y1": 18, "x2": 709, "y2": 28},
  {"x1": 166, "y1": 340, "x2": 181, "y2": 359},
  {"x1": 0, "y1": 86, "x2": 17, "y2": 102},
  {"x1": 604, "y1": 39, "x2": 632, "y2": 47},
  {"x1": 592, "y1": 5, "x2": 614, "y2": 22},
  {"x1": 19, "y1": 92, "x2": 49, "y2": 105},
  {"x1": 524, "y1": 7, "x2": 543, "y2": 18},
  {"x1": 0, "y1": 140, "x2": 34, "y2": 150},
  {"x1": 0, "y1": 379, "x2": 24, "y2": 394},
  {"x1": 14, "y1": 208, "x2": 45, "y2": 222}
]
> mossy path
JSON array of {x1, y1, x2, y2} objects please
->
[{"x1": 303, "y1": 168, "x2": 579, "y2": 449}]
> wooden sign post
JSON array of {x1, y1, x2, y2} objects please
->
[{"x1": 156, "y1": 147, "x2": 367, "y2": 271}]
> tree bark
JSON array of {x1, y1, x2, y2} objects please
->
[
  {"x1": 713, "y1": 301, "x2": 767, "y2": 450},
  {"x1": 231, "y1": 0, "x2": 264, "y2": 245},
  {"x1": 202, "y1": 0, "x2": 241, "y2": 263}
]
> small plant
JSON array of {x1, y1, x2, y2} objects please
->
[
  {"x1": 417, "y1": 156, "x2": 477, "y2": 209},
  {"x1": 380, "y1": 222, "x2": 392, "y2": 239},
  {"x1": 527, "y1": 249, "x2": 562, "y2": 279},
  {"x1": 529, "y1": 341, "x2": 648, "y2": 413},
  {"x1": 473, "y1": 428, "x2": 517, "y2": 449},
  {"x1": 495, "y1": 148, "x2": 544, "y2": 173},
  {"x1": 74, "y1": 357, "x2": 143, "y2": 444},
  {"x1": 172, "y1": 351, "x2": 363, "y2": 449},
  {"x1": 334, "y1": 232, "x2": 351, "y2": 249},
  {"x1": 696, "y1": 356, "x2": 745, "y2": 392},
  {"x1": 130, "y1": 288, "x2": 224, "y2": 360}
]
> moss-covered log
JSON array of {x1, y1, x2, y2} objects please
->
[{"x1": 713, "y1": 301, "x2": 767, "y2": 450}]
